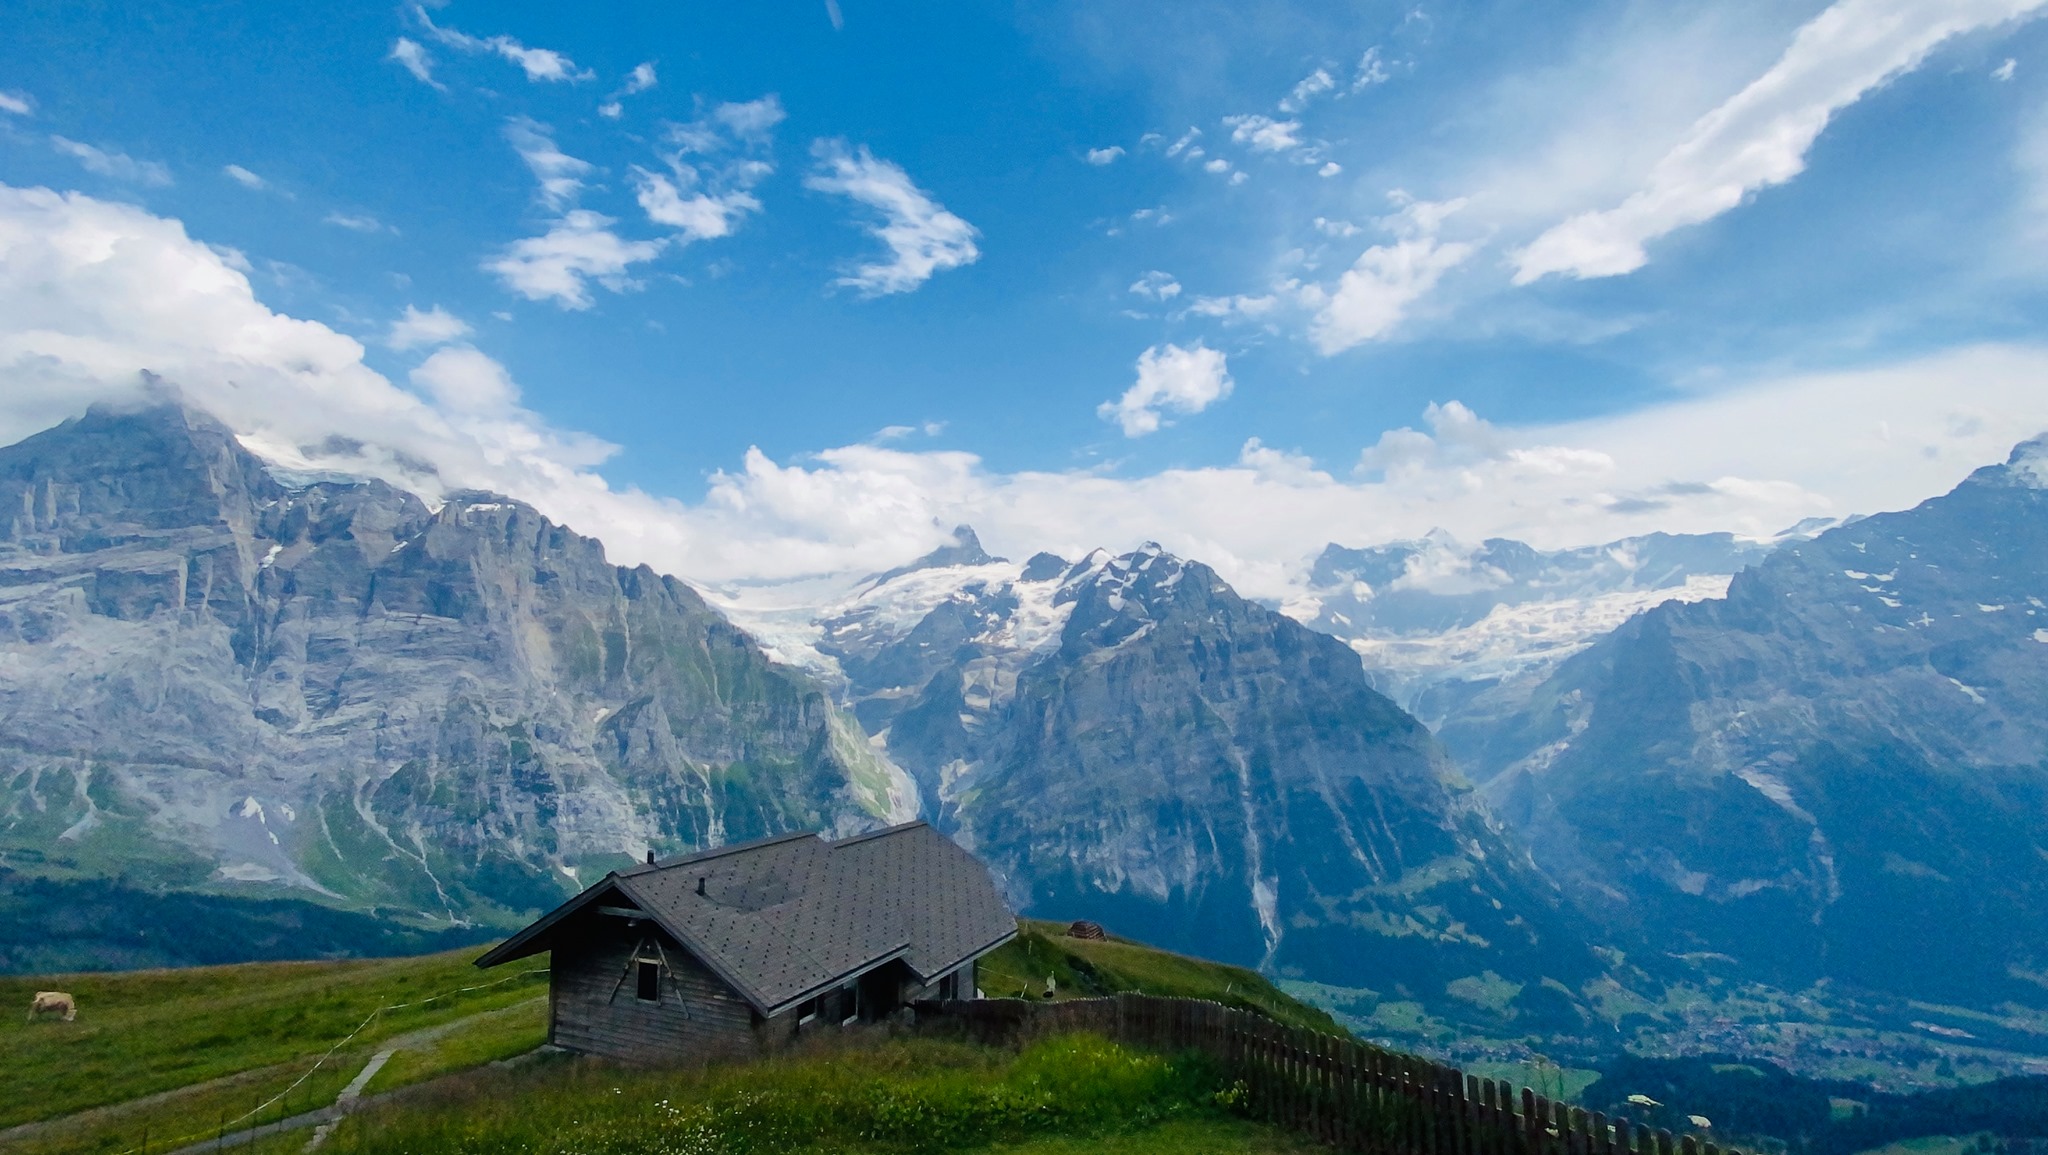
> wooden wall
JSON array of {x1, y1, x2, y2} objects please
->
[{"x1": 550, "y1": 916, "x2": 758, "y2": 1064}]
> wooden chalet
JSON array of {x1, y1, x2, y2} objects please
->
[{"x1": 475, "y1": 821, "x2": 1017, "y2": 1064}]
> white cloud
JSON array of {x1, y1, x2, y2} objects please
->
[
  {"x1": 484, "y1": 210, "x2": 666, "y2": 309},
  {"x1": 0, "y1": 90, "x2": 33, "y2": 116},
  {"x1": 386, "y1": 304, "x2": 472, "y2": 351},
  {"x1": 223, "y1": 164, "x2": 268, "y2": 191},
  {"x1": 1314, "y1": 217, "x2": 1360, "y2": 237},
  {"x1": 804, "y1": 140, "x2": 981, "y2": 297},
  {"x1": 323, "y1": 211, "x2": 390, "y2": 234},
  {"x1": 1307, "y1": 195, "x2": 1475, "y2": 353},
  {"x1": 6, "y1": 183, "x2": 2048, "y2": 609},
  {"x1": 1165, "y1": 128, "x2": 1201, "y2": 157},
  {"x1": 1086, "y1": 146, "x2": 1125, "y2": 165},
  {"x1": 1280, "y1": 68, "x2": 1336, "y2": 113},
  {"x1": 1352, "y1": 46, "x2": 1390, "y2": 92},
  {"x1": 1186, "y1": 291, "x2": 1280, "y2": 320},
  {"x1": 389, "y1": 38, "x2": 441, "y2": 88},
  {"x1": 622, "y1": 62, "x2": 658, "y2": 95},
  {"x1": 631, "y1": 96, "x2": 781, "y2": 243},
  {"x1": 1995, "y1": 57, "x2": 2019, "y2": 80},
  {"x1": 504, "y1": 117, "x2": 591, "y2": 211},
  {"x1": 598, "y1": 102, "x2": 624, "y2": 120},
  {"x1": 410, "y1": 345, "x2": 518, "y2": 413},
  {"x1": 1204, "y1": 157, "x2": 1231, "y2": 174},
  {"x1": 416, "y1": 8, "x2": 594, "y2": 83},
  {"x1": 1129, "y1": 270, "x2": 1181, "y2": 300},
  {"x1": 50, "y1": 137, "x2": 171, "y2": 186},
  {"x1": 1318, "y1": 162, "x2": 1343, "y2": 178},
  {"x1": 1514, "y1": 0, "x2": 2048, "y2": 283},
  {"x1": 1097, "y1": 342, "x2": 1233, "y2": 437},
  {"x1": 1222, "y1": 114, "x2": 1305, "y2": 154}
]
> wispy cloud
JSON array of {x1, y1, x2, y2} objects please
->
[
  {"x1": 1514, "y1": 0, "x2": 2048, "y2": 283},
  {"x1": 503, "y1": 117, "x2": 591, "y2": 211},
  {"x1": 415, "y1": 7, "x2": 594, "y2": 83},
  {"x1": 0, "y1": 90, "x2": 32, "y2": 116},
  {"x1": 1280, "y1": 68, "x2": 1334, "y2": 113},
  {"x1": 1129, "y1": 270, "x2": 1181, "y2": 300},
  {"x1": 1098, "y1": 342, "x2": 1233, "y2": 437},
  {"x1": 805, "y1": 140, "x2": 981, "y2": 297},
  {"x1": 323, "y1": 211, "x2": 391, "y2": 233},
  {"x1": 485, "y1": 210, "x2": 665, "y2": 309},
  {"x1": 389, "y1": 37, "x2": 442, "y2": 88},
  {"x1": 1306, "y1": 194, "x2": 1475, "y2": 353},
  {"x1": 50, "y1": 137, "x2": 171, "y2": 186},
  {"x1": 223, "y1": 164, "x2": 268, "y2": 191},
  {"x1": 387, "y1": 304, "x2": 473, "y2": 351},
  {"x1": 632, "y1": 96, "x2": 782, "y2": 243},
  {"x1": 1352, "y1": 46, "x2": 1390, "y2": 92},
  {"x1": 600, "y1": 61, "x2": 658, "y2": 118},
  {"x1": 1086, "y1": 146, "x2": 1125, "y2": 165}
]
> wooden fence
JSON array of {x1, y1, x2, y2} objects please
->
[{"x1": 915, "y1": 993, "x2": 1741, "y2": 1155}]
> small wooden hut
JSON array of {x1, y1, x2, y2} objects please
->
[{"x1": 475, "y1": 821, "x2": 1016, "y2": 1064}]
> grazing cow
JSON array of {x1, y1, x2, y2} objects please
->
[{"x1": 27, "y1": 991, "x2": 75, "y2": 1022}]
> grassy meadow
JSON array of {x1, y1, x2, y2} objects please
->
[
  {"x1": 975, "y1": 920, "x2": 1345, "y2": 1036},
  {"x1": 325, "y1": 1032, "x2": 1318, "y2": 1155},
  {"x1": 0, "y1": 945, "x2": 546, "y2": 1155}
]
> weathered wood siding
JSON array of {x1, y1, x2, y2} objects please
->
[{"x1": 550, "y1": 917, "x2": 757, "y2": 1064}]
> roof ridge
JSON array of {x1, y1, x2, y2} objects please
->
[
  {"x1": 626, "y1": 829, "x2": 819, "y2": 875},
  {"x1": 828, "y1": 819, "x2": 931, "y2": 848}
]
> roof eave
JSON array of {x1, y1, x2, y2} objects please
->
[
  {"x1": 906, "y1": 925, "x2": 1018, "y2": 983},
  {"x1": 474, "y1": 873, "x2": 625, "y2": 968},
  {"x1": 609, "y1": 873, "x2": 788, "y2": 1015},
  {"x1": 760, "y1": 943, "x2": 913, "y2": 1019}
]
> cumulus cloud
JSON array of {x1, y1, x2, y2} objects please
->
[
  {"x1": 389, "y1": 38, "x2": 441, "y2": 88},
  {"x1": 223, "y1": 164, "x2": 268, "y2": 191},
  {"x1": 1086, "y1": 146, "x2": 1125, "y2": 165},
  {"x1": 622, "y1": 62, "x2": 658, "y2": 94},
  {"x1": 1222, "y1": 114, "x2": 1305, "y2": 154},
  {"x1": 805, "y1": 140, "x2": 981, "y2": 297},
  {"x1": 1098, "y1": 343, "x2": 1234, "y2": 437},
  {"x1": 1318, "y1": 162, "x2": 1343, "y2": 177},
  {"x1": 485, "y1": 210, "x2": 665, "y2": 309},
  {"x1": 1995, "y1": 57, "x2": 2019, "y2": 80},
  {"x1": 1280, "y1": 68, "x2": 1336, "y2": 113},
  {"x1": 1129, "y1": 270, "x2": 1181, "y2": 300},
  {"x1": 6, "y1": 183, "x2": 2048, "y2": 610},
  {"x1": 1352, "y1": 46, "x2": 1390, "y2": 91},
  {"x1": 386, "y1": 304, "x2": 472, "y2": 351},
  {"x1": 1514, "y1": 0, "x2": 2048, "y2": 283},
  {"x1": 50, "y1": 137, "x2": 171, "y2": 186},
  {"x1": 631, "y1": 96, "x2": 781, "y2": 243},
  {"x1": 0, "y1": 90, "x2": 33, "y2": 116},
  {"x1": 1307, "y1": 195, "x2": 1476, "y2": 353},
  {"x1": 416, "y1": 7, "x2": 594, "y2": 83}
]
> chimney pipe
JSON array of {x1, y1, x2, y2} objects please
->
[
  {"x1": 696, "y1": 876, "x2": 707, "y2": 897},
  {"x1": 645, "y1": 849, "x2": 656, "y2": 865}
]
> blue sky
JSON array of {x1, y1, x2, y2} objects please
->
[{"x1": 5, "y1": 0, "x2": 2048, "y2": 598}]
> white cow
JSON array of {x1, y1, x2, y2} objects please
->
[{"x1": 27, "y1": 991, "x2": 76, "y2": 1022}]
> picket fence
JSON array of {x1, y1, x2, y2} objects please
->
[{"x1": 915, "y1": 993, "x2": 1738, "y2": 1155}]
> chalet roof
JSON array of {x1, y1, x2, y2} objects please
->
[{"x1": 474, "y1": 821, "x2": 1016, "y2": 1017}]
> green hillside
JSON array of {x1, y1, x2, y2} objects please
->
[
  {"x1": 976, "y1": 919, "x2": 1345, "y2": 1036},
  {"x1": 0, "y1": 919, "x2": 1343, "y2": 1155}
]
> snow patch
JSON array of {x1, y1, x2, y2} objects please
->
[{"x1": 218, "y1": 862, "x2": 282, "y2": 882}]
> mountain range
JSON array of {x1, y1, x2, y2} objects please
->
[{"x1": 5, "y1": 399, "x2": 2048, "y2": 1083}]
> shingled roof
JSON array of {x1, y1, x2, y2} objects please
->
[{"x1": 475, "y1": 822, "x2": 1016, "y2": 1017}]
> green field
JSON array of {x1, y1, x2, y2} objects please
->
[
  {"x1": 976, "y1": 920, "x2": 1345, "y2": 1036},
  {"x1": 326, "y1": 1032, "x2": 1318, "y2": 1155},
  {"x1": 0, "y1": 946, "x2": 547, "y2": 1155},
  {"x1": 0, "y1": 919, "x2": 1345, "y2": 1155}
]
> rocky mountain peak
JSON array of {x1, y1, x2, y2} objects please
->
[{"x1": 864, "y1": 524, "x2": 1003, "y2": 589}]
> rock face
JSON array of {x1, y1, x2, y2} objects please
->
[
  {"x1": 0, "y1": 404, "x2": 912, "y2": 927},
  {"x1": 793, "y1": 542, "x2": 1597, "y2": 1003},
  {"x1": 1469, "y1": 439, "x2": 2048, "y2": 1003}
]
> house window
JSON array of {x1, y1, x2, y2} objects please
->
[
  {"x1": 938, "y1": 972, "x2": 958, "y2": 1000},
  {"x1": 636, "y1": 960, "x2": 660, "y2": 1002},
  {"x1": 797, "y1": 995, "x2": 819, "y2": 1025}
]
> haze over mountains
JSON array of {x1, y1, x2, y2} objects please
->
[{"x1": 5, "y1": 400, "x2": 2048, "y2": 1081}]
